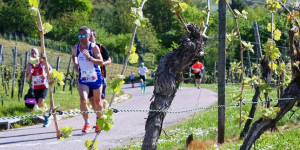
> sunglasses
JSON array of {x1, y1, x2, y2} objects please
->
[{"x1": 78, "y1": 34, "x2": 89, "y2": 39}]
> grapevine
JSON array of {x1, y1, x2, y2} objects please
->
[
  {"x1": 96, "y1": 107, "x2": 114, "y2": 132},
  {"x1": 60, "y1": 126, "x2": 74, "y2": 141}
]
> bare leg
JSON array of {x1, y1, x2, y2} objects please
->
[
  {"x1": 89, "y1": 96, "x2": 96, "y2": 110},
  {"x1": 77, "y1": 84, "x2": 90, "y2": 122},
  {"x1": 93, "y1": 85, "x2": 103, "y2": 118},
  {"x1": 37, "y1": 98, "x2": 45, "y2": 108}
]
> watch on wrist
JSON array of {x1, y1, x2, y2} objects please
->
[{"x1": 89, "y1": 56, "x2": 94, "y2": 61}]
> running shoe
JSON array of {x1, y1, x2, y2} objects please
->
[
  {"x1": 82, "y1": 124, "x2": 91, "y2": 133},
  {"x1": 43, "y1": 116, "x2": 51, "y2": 127}
]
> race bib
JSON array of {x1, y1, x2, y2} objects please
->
[
  {"x1": 32, "y1": 75, "x2": 43, "y2": 86},
  {"x1": 81, "y1": 69, "x2": 98, "y2": 82}
]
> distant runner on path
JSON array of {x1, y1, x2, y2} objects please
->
[
  {"x1": 191, "y1": 61, "x2": 204, "y2": 89},
  {"x1": 130, "y1": 71, "x2": 135, "y2": 88},
  {"x1": 138, "y1": 62, "x2": 148, "y2": 94}
]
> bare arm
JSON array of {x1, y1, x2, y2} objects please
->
[
  {"x1": 72, "y1": 45, "x2": 79, "y2": 73},
  {"x1": 103, "y1": 57, "x2": 112, "y2": 66}
]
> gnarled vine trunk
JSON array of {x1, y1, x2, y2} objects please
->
[
  {"x1": 240, "y1": 26, "x2": 300, "y2": 150},
  {"x1": 240, "y1": 57, "x2": 271, "y2": 138},
  {"x1": 142, "y1": 23, "x2": 208, "y2": 150}
]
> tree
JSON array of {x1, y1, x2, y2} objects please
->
[
  {"x1": 39, "y1": 0, "x2": 93, "y2": 20},
  {"x1": 47, "y1": 10, "x2": 90, "y2": 44},
  {"x1": 0, "y1": 0, "x2": 36, "y2": 35},
  {"x1": 111, "y1": 0, "x2": 135, "y2": 34},
  {"x1": 143, "y1": 0, "x2": 173, "y2": 33},
  {"x1": 136, "y1": 23, "x2": 160, "y2": 53},
  {"x1": 230, "y1": 0, "x2": 247, "y2": 12}
]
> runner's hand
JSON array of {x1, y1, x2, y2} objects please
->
[
  {"x1": 74, "y1": 64, "x2": 79, "y2": 74},
  {"x1": 82, "y1": 49, "x2": 91, "y2": 60},
  {"x1": 30, "y1": 68, "x2": 34, "y2": 74}
]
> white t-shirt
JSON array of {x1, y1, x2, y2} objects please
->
[{"x1": 138, "y1": 67, "x2": 148, "y2": 76}]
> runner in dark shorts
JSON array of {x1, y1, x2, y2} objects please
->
[
  {"x1": 194, "y1": 73, "x2": 201, "y2": 79},
  {"x1": 34, "y1": 88, "x2": 48, "y2": 102},
  {"x1": 140, "y1": 75, "x2": 146, "y2": 82}
]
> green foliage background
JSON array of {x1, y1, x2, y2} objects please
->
[{"x1": 0, "y1": 0, "x2": 292, "y2": 70}]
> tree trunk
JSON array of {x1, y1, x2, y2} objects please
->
[{"x1": 142, "y1": 23, "x2": 208, "y2": 150}]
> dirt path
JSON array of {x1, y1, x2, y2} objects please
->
[{"x1": 0, "y1": 84, "x2": 217, "y2": 150}]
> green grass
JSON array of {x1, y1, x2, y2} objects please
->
[{"x1": 114, "y1": 83, "x2": 300, "y2": 150}]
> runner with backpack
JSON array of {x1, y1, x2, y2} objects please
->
[{"x1": 25, "y1": 48, "x2": 53, "y2": 127}]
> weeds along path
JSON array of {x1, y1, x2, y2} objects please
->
[{"x1": 0, "y1": 84, "x2": 217, "y2": 150}]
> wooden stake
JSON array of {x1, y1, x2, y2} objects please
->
[{"x1": 34, "y1": 8, "x2": 61, "y2": 139}]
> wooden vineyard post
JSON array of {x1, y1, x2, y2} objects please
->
[
  {"x1": 11, "y1": 47, "x2": 17, "y2": 98},
  {"x1": 34, "y1": 8, "x2": 61, "y2": 139},
  {"x1": 63, "y1": 56, "x2": 71, "y2": 91},
  {"x1": 19, "y1": 52, "x2": 28, "y2": 101},
  {"x1": 0, "y1": 45, "x2": 3, "y2": 87},
  {"x1": 69, "y1": 65, "x2": 75, "y2": 94},
  {"x1": 247, "y1": 50, "x2": 252, "y2": 77},
  {"x1": 54, "y1": 56, "x2": 60, "y2": 93}
]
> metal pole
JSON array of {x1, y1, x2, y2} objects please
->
[
  {"x1": 253, "y1": 22, "x2": 262, "y2": 59},
  {"x1": 218, "y1": 0, "x2": 226, "y2": 144},
  {"x1": 247, "y1": 50, "x2": 252, "y2": 77}
]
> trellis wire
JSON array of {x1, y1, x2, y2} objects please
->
[{"x1": 0, "y1": 97, "x2": 297, "y2": 120}]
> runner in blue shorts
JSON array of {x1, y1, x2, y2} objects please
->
[{"x1": 72, "y1": 26, "x2": 104, "y2": 133}]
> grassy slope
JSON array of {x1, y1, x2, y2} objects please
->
[
  {"x1": 0, "y1": 38, "x2": 138, "y2": 117},
  {"x1": 115, "y1": 83, "x2": 300, "y2": 150}
]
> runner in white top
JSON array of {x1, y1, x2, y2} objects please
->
[
  {"x1": 72, "y1": 26, "x2": 104, "y2": 133},
  {"x1": 138, "y1": 62, "x2": 148, "y2": 94}
]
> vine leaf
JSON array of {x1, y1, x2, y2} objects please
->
[
  {"x1": 131, "y1": 7, "x2": 149, "y2": 27},
  {"x1": 170, "y1": 0, "x2": 188, "y2": 14},
  {"x1": 234, "y1": 9, "x2": 248, "y2": 19},
  {"x1": 262, "y1": 107, "x2": 281, "y2": 120},
  {"x1": 125, "y1": 45, "x2": 138, "y2": 64},
  {"x1": 29, "y1": 0, "x2": 39, "y2": 8},
  {"x1": 242, "y1": 41, "x2": 254, "y2": 53},
  {"x1": 274, "y1": 29, "x2": 282, "y2": 41},
  {"x1": 108, "y1": 75, "x2": 125, "y2": 94},
  {"x1": 85, "y1": 140, "x2": 99, "y2": 150},
  {"x1": 60, "y1": 126, "x2": 74, "y2": 141},
  {"x1": 226, "y1": 30, "x2": 238, "y2": 42},
  {"x1": 51, "y1": 69, "x2": 65, "y2": 86},
  {"x1": 96, "y1": 108, "x2": 114, "y2": 132},
  {"x1": 267, "y1": 23, "x2": 276, "y2": 32},
  {"x1": 43, "y1": 22, "x2": 53, "y2": 34},
  {"x1": 265, "y1": 0, "x2": 281, "y2": 12}
]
